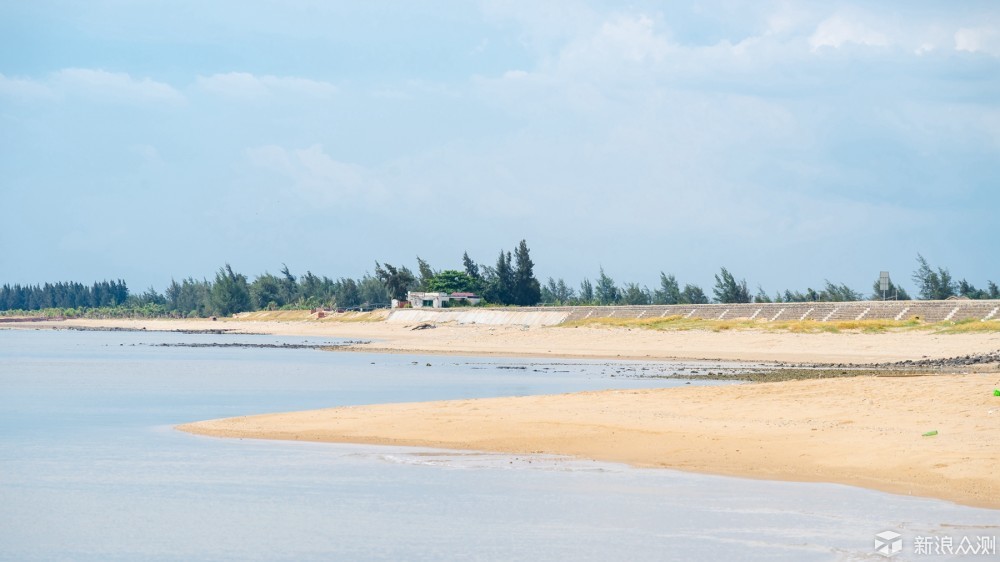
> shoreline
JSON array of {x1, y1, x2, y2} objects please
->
[
  {"x1": 179, "y1": 373, "x2": 1000, "y2": 509},
  {"x1": 9, "y1": 316, "x2": 1000, "y2": 507},
  {"x1": 6, "y1": 316, "x2": 1000, "y2": 364}
]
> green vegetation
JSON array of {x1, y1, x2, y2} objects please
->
[
  {"x1": 512, "y1": 240, "x2": 542, "y2": 306},
  {"x1": 211, "y1": 265, "x2": 251, "y2": 316},
  {"x1": 378, "y1": 240, "x2": 540, "y2": 307},
  {"x1": 0, "y1": 280, "x2": 128, "y2": 310},
  {"x1": 594, "y1": 268, "x2": 618, "y2": 305},
  {"x1": 0, "y1": 305, "x2": 170, "y2": 319},
  {"x1": 772, "y1": 281, "x2": 864, "y2": 303},
  {"x1": 871, "y1": 278, "x2": 910, "y2": 300},
  {"x1": 713, "y1": 267, "x2": 751, "y2": 304},
  {"x1": 541, "y1": 255, "x2": 995, "y2": 307},
  {"x1": 426, "y1": 270, "x2": 479, "y2": 294},
  {"x1": 374, "y1": 262, "x2": 416, "y2": 302},
  {"x1": 654, "y1": 272, "x2": 712, "y2": 305},
  {"x1": 1, "y1": 250, "x2": 996, "y2": 319},
  {"x1": 680, "y1": 283, "x2": 710, "y2": 304},
  {"x1": 913, "y1": 253, "x2": 957, "y2": 300},
  {"x1": 416, "y1": 257, "x2": 435, "y2": 291},
  {"x1": 462, "y1": 252, "x2": 480, "y2": 283},
  {"x1": 911, "y1": 254, "x2": 999, "y2": 300},
  {"x1": 468, "y1": 239, "x2": 541, "y2": 306}
]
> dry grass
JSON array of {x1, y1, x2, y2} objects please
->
[
  {"x1": 326, "y1": 311, "x2": 389, "y2": 323},
  {"x1": 560, "y1": 315, "x2": 770, "y2": 332},
  {"x1": 232, "y1": 310, "x2": 388, "y2": 323},
  {"x1": 933, "y1": 319, "x2": 1000, "y2": 334},
  {"x1": 559, "y1": 315, "x2": 997, "y2": 334},
  {"x1": 234, "y1": 310, "x2": 315, "y2": 321},
  {"x1": 772, "y1": 318, "x2": 924, "y2": 333},
  {"x1": 230, "y1": 308, "x2": 1000, "y2": 332}
]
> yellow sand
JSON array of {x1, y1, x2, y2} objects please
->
[
  {"x1": 16, "y1": 316, "x2": 1000, "y2": 363},
  {"x1": 180, "y1": 374, "x2": 1000, "y2": 509},
  {"x1": 10, "y1": 316, "x2": 1000, "y2": 506}
]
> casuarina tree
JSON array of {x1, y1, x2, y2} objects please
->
[
  {"x1": 512, "y1": 239, "x2": 541, "y2": 306},
  {"x1": 712, "y1": 267, "x2": 751, "y2": 303}
]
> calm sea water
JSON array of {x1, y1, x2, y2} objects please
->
[{"x1": 1, "y1": 328, "x2": 996, "y2": 561}]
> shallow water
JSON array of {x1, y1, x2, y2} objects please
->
[{"x1": 1, "y1": 329, "x2": 996, "y2": 561}]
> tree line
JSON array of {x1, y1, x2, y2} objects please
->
[
  {"x1": 375, "y1": 240, "x2": 540, "y2": 307},
  {"x1": 540, "y1": 254, "x2": 997, "y2": 305},
  {"x1": 0, "y1": 240, "x2": 541, "y2": 316},
  {"x1": 2, "y1": 250, "x2": 996, "y2": 316},
  {"x1": 0, "y1": 280, "x2": 129, "y2": 311}
]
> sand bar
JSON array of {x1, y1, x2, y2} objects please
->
[
  {"x1": 180, "y1": 373, "x2": 1000, "y2": 509},
  {"x1": 10, "y1": 316, "x2": 1000, "y2": 505}
]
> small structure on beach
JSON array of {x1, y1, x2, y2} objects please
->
[{"x1": 407, "y1": 291, "x2": 482, "y2": 308}]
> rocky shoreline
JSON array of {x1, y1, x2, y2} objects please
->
[{"x1": 146, "y1": 341, "x2": 370, "y2": 350}]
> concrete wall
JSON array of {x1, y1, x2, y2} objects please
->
[
  {"x1": 386, "y1": 308, "x2": 571, "y2": 327},
  {"x1": 386, "y1": 300, "x2": 1000, "y2": 326},
  {"x1": 556, "y1": 300, "x2": 1000, "y2": 323}
]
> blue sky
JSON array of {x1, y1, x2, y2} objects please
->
[{"x1": 2, "y1": 1, "x2": 998, "y2": 296}]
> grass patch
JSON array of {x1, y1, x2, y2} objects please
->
[
  {"x1": 559, "y1": 315, "x2": 994, "y2": 334},
  {"x1": 561, "y1": 315, "x2": 765, "y2": 332},
  {"x1": 233, "y1": 310, "x2": 387, "y2": 323},
  {"x1": 932, "y1": 319, "x2": 1000, "y2": 334},
  {"x1": 326, "y1": 311, "x2": 387, "y2": 323},
  {"x1": 774, "y1": 318, "x2": 924, "y2": 333},
  {"x1": 235, "y1": 310, "x2": 315, "y2": 321}
]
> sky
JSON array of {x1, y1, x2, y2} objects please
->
[{"x1": 2, "y1": 1, "x2": 998, "y2": 297}]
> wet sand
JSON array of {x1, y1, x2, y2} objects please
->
[
  {"x1": 11, "y1": 316, "x2": 1000, "y2": 506},
  {"x1": 12, "y1": 316, "x2": 1000, "y2": 364},
  {"x1": 180, "y1": 373, "x2": 1000, "y2": 509}
]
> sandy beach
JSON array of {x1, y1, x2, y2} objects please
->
[
  {"x1": 12, "y1": 315, "x2": 1000, "y2": 364},
  {"x1": 11, "y1": 315, "x2": 1000, "y2": 507},
  {"x1": 179, "y1": 373, "x2": 1000, "y2": 508}
]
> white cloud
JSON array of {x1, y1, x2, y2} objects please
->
[
  {"x1": 764, "y1": 4, "x2": 815, "y2": 37},
  {"x1": 467, "y1": 4, "x2": 1000, "y2": 262},
  {"x1": 480, "y1": 0, "x2": 602, "y2": 52},
  {"x1": 477, "y1": 4, "x2": 1000, "y2": 125},
  {"x1": 555, "y1": 14, "x2": 670, "y2": 72},
  {"x1": 0, "y1": 73, "x2": 55, "y2": 99},
  {"x1": 52, "y1": 68, "x2": 184, "y2": 104},
  {"x1": 955, "y1": 27, "x2": 1000, "y2": 56},
  {"x1": 502, "y1": 70, "x2": 529, "y2": 80},
  {"x1": 1, "y1": 69, "x2": 182, "y2": 104},
  {"x1": 475, "y1": 13, "x2": 676, "y2": 115},
  {"x1": 594, "y1": 14, "x2": 669, "y2": 63},
  {"x1": 197, "y1": 72, "x2": 337, "y2": 99},
  {"x1": 246, "y1": 144, "x2": 384, "y2": 203},
  {"x1": 809, "y1": 15, "x2": 888, "y2": 51}
]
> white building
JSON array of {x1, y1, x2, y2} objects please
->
[{"x1": 406, "y1": 291, "x2": 482, "y2": 308}]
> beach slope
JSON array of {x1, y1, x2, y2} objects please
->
[{"x1": 179, "y1": 373, "x2": 1000, "y2": 509}]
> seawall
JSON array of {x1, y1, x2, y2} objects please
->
[{"x1": 385, "y1": 300, "x2": 1000, "y2": 327}]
